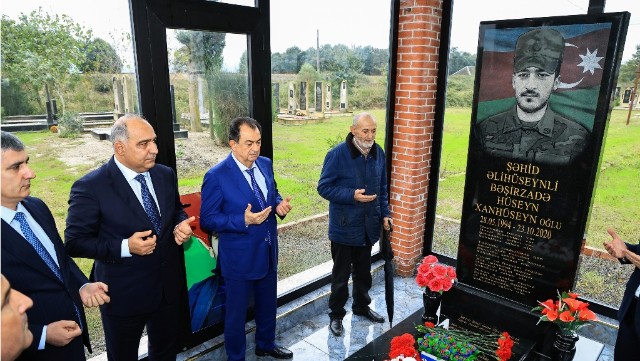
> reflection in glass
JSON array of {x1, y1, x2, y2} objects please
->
[{"x1": 167, "y1": 28, "x2": 249, "y2": 333}]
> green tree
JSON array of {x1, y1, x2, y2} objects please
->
[
  {"x1": 79, "y1": 38, "x2": 122, "y2": 73},
  {"x1": 617, "y1": 44, "x2": 640, "y2": 87},
  {"x1": 175, "y1": 30, "x2": 226, "y2": 132},
  {"x1": 1, "y1": 9, "x2": 90, "y2": 112},
  {"x1": 448, "y1": 47, "x2": 476, "y2": 75},
  {"x1": 239, "y1": 51, "x2": 248, "y2": 74}
]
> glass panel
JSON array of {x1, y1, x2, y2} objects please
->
[
  {"x1": 1, "y1": 0, "x2": 138, "y2": 355},
  {"x1": 572, "y1": 0, "x2": 640, "y2": 310},
  {"x1": 167, "y1": 29, "x2": 249, "y2": 333},
  {"x1": 270, "y1": 0, "x2": 391, "y2": 289}
]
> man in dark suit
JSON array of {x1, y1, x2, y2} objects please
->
[
  {"x1": 1, "y1": 131, "x2": 110, "y2": 361},
  {"x1": 64, "y1": 115, "x2": 195, "y2": 361},
  {"x1": 200, "y1": 117, "x2": 293, "y2": 361},
  {"x1": 604, "y1": 228, "x2": 640, "y2": 361}
]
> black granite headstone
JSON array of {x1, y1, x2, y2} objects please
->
[
  {"x1": 315, "y1": 81, "x2": 323, "y2": 112},
  {"x1": 443, "y1": 12, "x2": 628, "y2": 360},
  {"x1": 623, "y1": 89, "x2": 631, "y2": 103},
  {"x1": 299, "y1": 81, "x2": 307, "y2": 110}
]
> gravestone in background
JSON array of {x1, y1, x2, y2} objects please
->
[
  {"x1": 325, "y1": 83, "x2": 332, "y2": 111},
  {"x1": 623, "y1": 89, "x2": 631, "y2": 103},
  {"x1": 299, "y1": 81, "x2": 308, "y2": 114},
  {"x1": 272, "y1": 83, "x2": 280, "y2": 113},
  {"x1": 315, "y1": 81, "x2": 324, "y2": 113},
  {"x1": 339, "y1": 81, "x2": 348, "y2": 112},
  {"x1": 441, "y1": 12, "x2": 629, "y2": 361},
  {"x1": 288, "y1": 82, "x2": 295, "y2": 114}
]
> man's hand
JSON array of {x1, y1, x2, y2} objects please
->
[
  {"x1": 80, "y1": 282, "x2": 110, "y2": 307},
  {"x1": 276, "y1": 196, "x2": 293, "y2": 217},
  {"x1": 244, "y1": 203, "x2": 272, "y2": 225},
  {"x1": 174, "y1": 216, "x2": 196, "y2": 245},
  {"x1": 604, "y1": 228, "x2": 628, "y2": 259},
  {"x1": 46, "y1": 320, "x2": 82, "y2": 346},
  {"x1": 383, "y1": 217, "x2": 392, "y2": 231},
  {"x1": 128, "y1": 230, "x2": 157, "y2": 256},
  {"x1": 623, "y1": 249, "x2": 640, "y2": 269},
  {"x1": 354, "y1": 189, "x2": 377, "y2": 203}
]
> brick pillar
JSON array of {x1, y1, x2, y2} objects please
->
[{"x1": 390, "y1": 0, "x2": 443, "y2": 277}]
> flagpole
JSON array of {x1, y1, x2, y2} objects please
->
[{"x1": 626, "y1": 63, "x2": 640, "y2": 126}]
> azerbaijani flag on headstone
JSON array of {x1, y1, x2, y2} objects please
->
[{"x1": 476, "y1": 23, "x2": 612, "y2": 131}]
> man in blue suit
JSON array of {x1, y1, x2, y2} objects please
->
[
  {"x1": 1, "y1": 131, "x2": 110, "y2": 361},
  {"x1": 604, "y1": 228, "x2": 640, "y2": 361},
  {"x1": 65, "y1": 115, "x2": 195, "y2": 361},
  {"x1": 200, "y1": 117, "x2": 293, "y2": 361}
]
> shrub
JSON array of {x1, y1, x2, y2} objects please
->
[
  {"x1": 1, "y1": 78, "x2": 38, "y2": 117},
  {"x1": 58, "y1": 112, "x2": 83, "y2": 138},
  {"x1": 208, "y1": 72, "x2": 249, "y2": 146},
  {"x1": 90, "y1": 74, "x2": 113, "y2": 93}
]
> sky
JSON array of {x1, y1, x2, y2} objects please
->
[{"x1": 1, "y1": 0, "x2": 638, "y2": 71}]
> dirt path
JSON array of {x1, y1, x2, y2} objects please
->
[{"x1": 53, "y1": 130, "x2": 229, "y2": 177}]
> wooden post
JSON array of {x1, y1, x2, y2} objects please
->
[{"x1": 626, "y1": 63, "x2": 640, "y2": 125}]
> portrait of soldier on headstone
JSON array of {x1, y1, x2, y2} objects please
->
[{"x1": 476, "y1": 28, "x2": 590, "y2": 165}]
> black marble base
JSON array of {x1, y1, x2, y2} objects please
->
[{"x1": 346, "y1": 306, "x2": 533, "y2": 361}]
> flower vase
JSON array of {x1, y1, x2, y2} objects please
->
[
  {"x1": 550, "y1": 331, "x2": 578, "y2": 361},
  {"x1": 421, "y1": 290, "x2": 442, "y2": 325}
]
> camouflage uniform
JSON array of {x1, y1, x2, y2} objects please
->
[
  {"x1": 478, "y1": 106, "x2": 589, "y2": 165},
  {"x1": 477, "y1": 28, "x2": 590, "y2": 165}
]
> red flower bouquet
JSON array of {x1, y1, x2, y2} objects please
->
[
  {"x1": 388, "y1": 333, "x2": 419, "y2": 360},
  {"x1": 415, "y1": 255, "x2": 457, "y2": 293},
  {"x1": 532, "y1": 290, "x2": 597, "y2": 336}
]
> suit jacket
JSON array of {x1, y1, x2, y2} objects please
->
[
  {"x1": 1, "y1": 196, "x2": 90, "y2": 361},
  {"x1": 619, "y1": 241, "x2": 640, "y2": 324},
  {"x1": 200, "y1": 154, "x2": 283, "y2": 280},
  {"x1": 64, "y1": 157, "x2": 188, "y2": 317}
]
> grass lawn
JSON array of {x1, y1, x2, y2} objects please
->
[{"x1": 176, "y1": 109, "x2": 388, "y2": 222}]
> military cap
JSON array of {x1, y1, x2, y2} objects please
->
[{"x1": 514, "y1": 28, "x2": 564, "y2": 74}]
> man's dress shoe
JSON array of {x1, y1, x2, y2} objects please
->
[
  {"x1": 255, "y1": 345, "x2": 293, "y2": 359},
  {"x1": 329, "y1": 318, "x2": 343, "y2": 336},
  {"x1": 353, "y1": 308, "x2": 385, "y2": 323}
]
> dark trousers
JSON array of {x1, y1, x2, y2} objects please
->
[
  {"x1": 223, "y1": 266, "x2": 277, "y2": 361},
  {"x1": 329, "y1": 241, "x2": 373, "y2": 319},
  {"x1": 101, "y1": 297, "x2": 179, "y2": 361},
  {"x1": 615, "y1": 296, "x2": 640, "y2": 361}
]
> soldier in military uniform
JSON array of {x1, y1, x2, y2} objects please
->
[{"x1": 477, "y1": 28, "x2": 590, "y2": 165}]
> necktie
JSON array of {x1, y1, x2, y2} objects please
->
[
  {"x1": 135, "y1": 174, "x2": 162, "y2": 235},
  {"x1": 14, "y1": 212, "x2": 83, "y2": 330},
  {"x1": 245, "y1": 168, "x2": 271, "y2": 245},
  {"x1": 246, "y1": 168, "x2": 267, "y2": 210}
]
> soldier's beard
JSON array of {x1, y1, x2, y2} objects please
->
[{"x1": 516, "y1": 92, "x2": 548, "y2": 114}]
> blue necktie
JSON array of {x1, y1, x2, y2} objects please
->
[
  {"x1": 246, "y1": 168, "x2": 266, "y2": 210},
  {"x1": 135, "y1": 174, "x2": 162, "y2": 235},
  {"x1": 246, "y1": 168, "x2": 271, "y2": 245},
  {"x1": 14, "y1": 212, "x2": 83, "y2": 330}
]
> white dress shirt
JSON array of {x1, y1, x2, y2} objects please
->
[
  {"x1": 231, "y1": 153, "x2": 268, "y2": 199},
  {"x1": 113, "y1": 156, "x2": 161, "y2": 257},
  {"x1": 1, "y1": 203, "x2": 60, "y2": 350}
]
